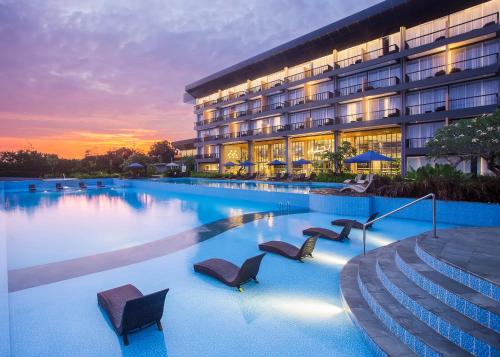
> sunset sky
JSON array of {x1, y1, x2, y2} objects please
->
[{"x1": 0, "y1": 0, "x2": 379, "y2": 158}]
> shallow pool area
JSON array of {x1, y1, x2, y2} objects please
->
[{"x1": 0, "y1": 178, "x2": 484, "y2": 356}]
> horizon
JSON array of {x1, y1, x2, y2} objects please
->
[{"x1": 0, "y1": 0, "x2": 379, "y2": 159}]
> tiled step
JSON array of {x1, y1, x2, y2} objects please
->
[
  {"x1": 376, "y1": 241, "x2": 500, "y2": 356},
  {"x1": 341, "y1": 260, "x2": 415, "y2": 357},
  {"x1": 357, "y1": 250, "x2": 471, "y2": 357},
  {"x1": 397, "y1": 238, "x2": 500, "y2": 334},
  {"x1": 416, "y1": 229, "x2": 500, "y2": 302}
]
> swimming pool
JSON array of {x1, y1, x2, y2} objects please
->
[
  {"x1": 155, "y1": 177, "x2": 343, "y2": 194},
  {"x1": 0, "y1": 179, "x2": 461, "y2": 356}
]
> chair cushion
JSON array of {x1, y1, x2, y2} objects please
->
[
  {"x1": 194, "y1": 258, "x2": 239, "y2": 285},
  {"x1": 97, "y1": 284, "x2": 143, "y2": 332},
  {"x1": 259, "y1": 241, "x2": 299, "y2": 259}
]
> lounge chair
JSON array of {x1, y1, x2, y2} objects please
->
[
  {"x1": 270, "y1": 173, "x2": 282, "y2": 181},
  {"x1": 259, "y1": 235, "x2": 318, "y2": 262},
  {"x1": 332, "y1": 212, "x2": 379, "y2": 229},
  {"x1": 340, "y1": 174, "x2": 374, "y2": 193},
  {"x1": 97, "y1": 181, "x2": 105, "y2": 188},
  {"x1": 55, "y1": 183, "x2": 63, "y2": 191},
  {"x1": 343, "y1": 174, "x2": 362, "y2": 184},
  {"x1": 302, "y1": 222, "x2": 353, "y2": 242},
  {"x1": 193, "y1": 253, "x2": 265, "y2": 292},
  {"x1": 97, "y1": 284, "x2": 169, "y2": 345},
  {"x1": 28, "y1": 184, "x2": 36, "y2": 192},
  {"x1": 79, "y1": 182, "x2": 87, "y2": 189}
]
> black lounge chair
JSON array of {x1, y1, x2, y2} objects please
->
[
  {"x1": 193, "y1": 253, "x2": 265, "y2": 292},
  {"x1": 79, "y1": 182, "x2": 87, "y2": 189},
  {"x1": 55, "y1": 183, "x2": 63, "y2": 191},
  {"x1": 28, "y1": 184, "x2": 36, "y2": 192},
  {"x1": 332, "y1": 212, "x2": 379, "y2": 230},
  {"x1": 259, "y1": 235, "x2": 318, "y2": 262},
  {"x1": 97, "y1": 284, "x2": 169, "y2": 346},
  {"x1": 302, "y1": 222, "x2": 353, "y2": 242},
  {"x1": 97, "y1": 181, "x2": 105, "y2": 188}
]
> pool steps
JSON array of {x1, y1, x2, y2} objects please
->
[{"x1": 341, "y1": 229, "x2": 500, "y2": 357}]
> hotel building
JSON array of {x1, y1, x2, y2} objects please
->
[{"x1": 184, "y1": 0, "x2": 500, "y2": 176}]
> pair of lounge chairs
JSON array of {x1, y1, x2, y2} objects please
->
[
  {"x1": 340, "y1": 173, "x2": 374, "y2": 193},
  {"x1": 193, "y1": 235, "x2": 319, "y2": 292},
  {"x1": 302, "y1": 212, "x2": 379, "y2": 241}
]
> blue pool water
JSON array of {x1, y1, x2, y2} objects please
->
[
  {"x1": 155, "y1": 177, "x2": 343, "y2": 194},
  {"x1": 1, "y1": 181, "x2": 461, "y2": 356}
]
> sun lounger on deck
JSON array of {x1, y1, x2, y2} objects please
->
[
  {"x1": 97, "y1": 181, "x2": 105, "y2": 188},
  {"x1": 79, "y1": 182, "x2": 87, "y2": 189},
  {"x1": 193, "y1": 253, "x2": 265, "y2": 292},
  {"x1": 97, "y1": 284, "x2": 169, "y2": 345},
  {"x1": 259, "y1": 236, "x2": 318, "y2": 262},
  {"x1": 55, "y1": 183, "x2": 63, "y2": 191},
  {"x1": 302, "y1": 222, "x2": 353, "y2": 241},
  {"x1": 332, "y1": 212, "x2": 379, "y2": 229}
]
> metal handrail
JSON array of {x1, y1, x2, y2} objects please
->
[{"x1": 362, "y1": 193, "x2": 437, "y2": 256}]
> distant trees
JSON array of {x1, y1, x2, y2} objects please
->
[{"x1": 0, "y1": 140, "x2": 179, "y2": 178}]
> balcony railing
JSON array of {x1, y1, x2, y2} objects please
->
[
  {"x1": 261, "y1": 102, "x2": 286, "y2": 112},
  {"x1": 337, "y1": 108, "x2": 400, "y2": 123},
  {"x1": 406, "y1": 137, "x2": 434, "y2": 149},
  {"x1": 406, "y1": 99, "x2": 447, "y2": 115},
  {"x1": 335, "y1": 44, "x2": 399, "y2": 68},
  {"x1": 449, "y1": 93, "x2": 498, "y2": 110},
  {"x1": 195, "y1": 153, "x2": 220, "y2": 160},
  {"x1": 405, "y1": 13, "x2": 499, "y2": 49},
  {"x1": 450, "y1": 53, "x2": 499, "y2": 72},
  {"x1": 287, "y1": 91, "x2": 333, "y2": 106},
  {"x1": 264, "y1": 79, "x2": 284, "y2": 90},
  {"x1": 406, "y1": 53, "x2": 498, "y2": 82},
  {"x1": 284, "y1": 64, "x2": 333, "y2": 83},
  {"x1": 406, "y1": 62, "x2": 447, "y2": 82},
  {"x1": 338, "y1": 76, "x2": 400, "y2": 96}
]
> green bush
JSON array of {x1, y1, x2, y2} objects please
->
[
  {"x1": 312, "y1": 172, "x2": 355, "y2": 183},
  {"x1": 190, "y1": 172, "x2": 227, "y2": 179}
]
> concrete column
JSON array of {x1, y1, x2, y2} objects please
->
[
  {"x1": 399, "y1": 26, "x2": 406, "y2": 50},
  {"x1": 247, "y1": 140, "x2": 254, "y2": 174},
  {"x1": 333, "y1": 130, "x2": 340, "y2": 173},
  {"x1": 285, "y1": 136, "x2": 291, "y2": 173},
  {"x1": 332, "y1": 49, "x2": 338, "y2": 69},
  {"x1": 218, "y1": 144, "x2": 223, "y2": 174},
  {"x1": 400, "y1": 124, "x2": 407, "y2": 176}
]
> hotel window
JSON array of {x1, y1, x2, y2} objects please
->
[
  {"x1": 450, "y1": 40, "x2": 499, "y2": 72},
  {"x1": 367, "y1": 65, "x2": 401, "y2": 88},
  {"x1": 267, "y1": 93, "x2": 285, "y2": 108},
  {"x1": 290, "y1": 111, "x2": 308, "y2": 129},
  {"x1": 289, "y1": 88, "x2": 305, "y2": 106},
  {"x1": 449, "y1": 1, "x2": 499, "y2": 37},
  {"x1": 337, "y1": 43, "x2": 364, "y2": 67},
  {"x1": 234, "y1": 102, "x2": 247, "y2": 116},
  {"x1": 406, "y1": 52, "x2": 446, "y2": 81},
  {"x1": 339, "y1": 74, "x2": 365, "y2": 95},
  {"x1": 339, "y1": 101, "x2": 363, "y2": 123},
  {"x1": 367, "y1": 96, "x2": 400, "y2": 120},
  {"x1": 449, "y1": 79, "x2": 499, "y2": 109},
  {"x1": 406, "y1": 87, "x2": 446, "y2": 115},
  {"x1": 311, "y1": 54, "x2": 333, "y2": 73},
  {"x1": 311, "y1": 107, "x2": 334, "y2": 121},
  {"x1": 271, "y1": 143, "x2": 285, "y2": 160},
  {"x1": 309, "y1": 81, "x2": 334, "y2": 98},
  {"x1": 288, "y1": 62, "x2": 309, "y2": 81},
  {"x1": 406, "y1": 122, "x2": 444, "y2": 148},
  {"x1": 406, "y1": 16, "x2": 447, "y2": 48}
]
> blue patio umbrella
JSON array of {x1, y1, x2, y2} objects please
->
[
  {"x1": 126, "y1": 162, "x2": 144, "y2": 169},
  {"x1": 268, "y1": 159, "x2": 286, "y2": 166},
  {"x1": 292, "y1": 159, "x2": 312, "y2": 165},
  {"x1": 224, "y1": 162, "x2": 237, "y2": 167},
  {"x1": 239, "y1": 160, "x2": 255, "y2": 167},
  {"x1": 344, "y1": 150, "x2": 393, "y2": 173}
]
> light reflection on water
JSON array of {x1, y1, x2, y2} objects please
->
[{"x1": 2, "y1": 187, "x2": 277, "y2": 270}]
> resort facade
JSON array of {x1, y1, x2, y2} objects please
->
[{"x1": 184, "y1": 0, "x2": 500, "y2": 176}]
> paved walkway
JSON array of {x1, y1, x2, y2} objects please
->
[{"x1": 419, "y1": 227, "x2": 500, "y2": 286}]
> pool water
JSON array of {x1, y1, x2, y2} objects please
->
[
  {"x1": 1, "y1": 183, "x2": 459, "y2": 356},
  {"x1": 3, "y1": 187, "x2": 277, "y2": 269},
  {"x1": 155, "y1": 177, "x2": 343, "y2": 194}
]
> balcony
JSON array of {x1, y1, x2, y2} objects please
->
[
  {"x1": 287, "y1": 91, "x2": 334, "y2": 106},
  {"x1": 406, "y1": 137, "x2": 434, "y2": 149},
  {"x1": 405, "y1": 12, "x2": 499, "y2": 49},
  {"x1": 337, "y1": 76, "x2": 400, "y2": 96},
  {"x1": 195, "y1": 153, "x2": 220, "y2": 160},
  {"x1": 336, "y1": 108, "x2": 400, "y2": 123},
  {"x1": 405, "y1": 53, "x2": 498, "y2": 82},
  {"x1": 335, "y1": 44, "x2": 399, "y2": 68},
  {"x1": 406, "y1": 100, "x2": 447, "y2": 115},
  {"x1": 449, "y1": 93, "x2": 498, "y2": 110},
  {"x1": 284, "y1": 64, "x2": 333, "y2": 83}
]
